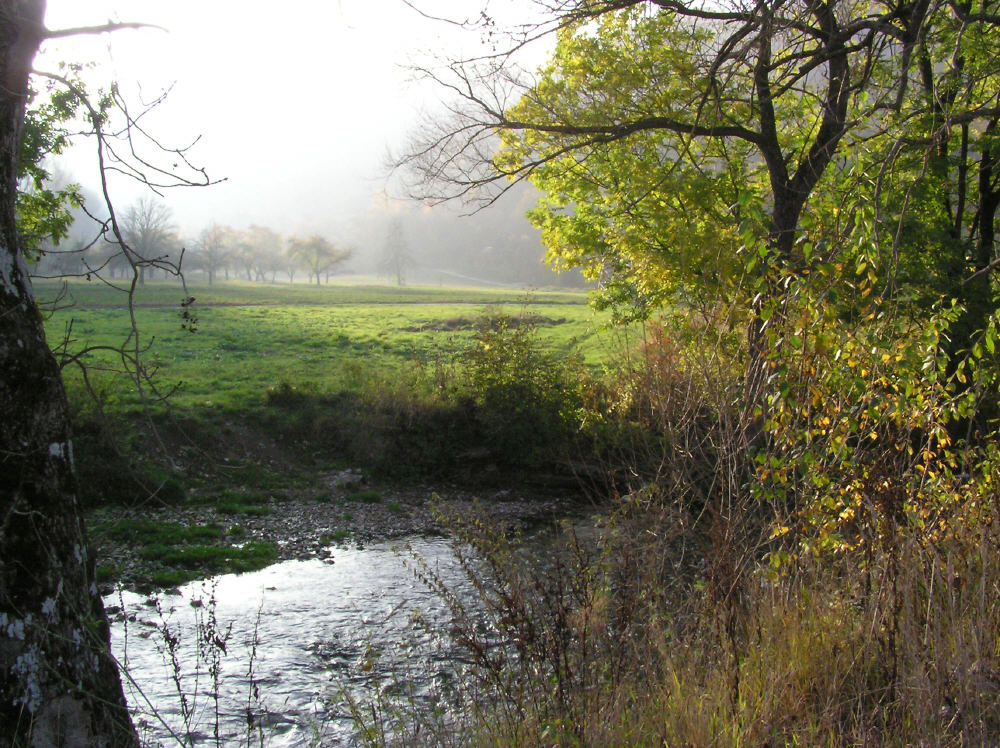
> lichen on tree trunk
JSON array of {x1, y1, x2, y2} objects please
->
[{"x1": 0, "y1": 1, "x2": 137, "y2": 744}]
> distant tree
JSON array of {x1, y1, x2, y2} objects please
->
[
  {"x1": 379, "y1": 218, "x2": 414, "y2": 286},
  {"x1": 288, "y1": 234, "x2": 351, "y2": 285},
  {"x1": 230, "y1": 230, "x2": 259, "y2": 282},
  {"x1": 244, "y1": 224, "x2": 283, "y2": 282},
  {"x1": 193, "y1": 224, "x2": 231, "y2": 285},
  {"x1": 87, "y1": 235, "x2": 131, "y2": 279},
  {"x1": 120, "y1": 196, "x2": 176, "y2": 284}
]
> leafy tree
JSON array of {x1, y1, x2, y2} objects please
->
[
  {"x1": 17, "y1": 77, "x2": 84, "y2": 259},
  {"x1": 495, "y1": 12, "x2": 756, "y2": 318},
  {"x1": 403, "y1": 3, "x2": 1000, "y2": 354},
  {"x1": 406, "y1": 2, "x2": 879, "y2": 267},
  {"x1": 287, "y1": 234, "x2": 351, "y2": 285},
  {"x1": 399, "y1": 1, "x2": 910, "y2": 407}
]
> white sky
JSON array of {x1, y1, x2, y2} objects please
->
[{"x1": 36, "y1": 0, "x2": 548, "y2": 239}]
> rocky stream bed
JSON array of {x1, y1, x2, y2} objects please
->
[
  {"x1": 85, "y1": 471, "x2": 590, "y2": 745},
  {"x1": 88, "y1": 468, "x2": 584, "y2": 593}
]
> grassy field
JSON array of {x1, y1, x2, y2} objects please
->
[
  {"x1": 37, "y1": 280, "x2": 620, "y2": 413},
  {"x1": 37, "y1": 278, "x2": 591, "y2": 308}
]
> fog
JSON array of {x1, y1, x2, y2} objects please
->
[{"x1": 34, "y1": 0, "x2": 577, "y2": 287}]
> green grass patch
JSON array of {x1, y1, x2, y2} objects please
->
[
  {"x1": 188, "y1": 488, "x2": 277, "y2": 513},
  {"x1": 35, "y1": 279, "x2": 588, "y2": 309},
  {"x1": 138, "y1": 541, "x2": 277, "y2": 572},
  {"x1": 347, "y1": 489, "x2": 382, "y2": 504},
  {"x1": 93, "y1": 519, "x2": 224, "y2": 545},
  {"x1": 47, "y1": 278, "x2": 634, "y2": 492},
  {"x1": 319, "y1": 529, "x2": 350, "y2": 544},
  {"x1": 94, "y1": 517, "x2": 278, "y2": 589},
  {"x1": 41, "y1": 280, "x2": 614, "y2": 414}
]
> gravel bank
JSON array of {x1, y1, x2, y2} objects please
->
[{"x1": 88, "y1": 473, "x2": 585, "y2": 592}]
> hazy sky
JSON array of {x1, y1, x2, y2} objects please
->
[{"x1": 36, "y1": 1, "x2": 547, "y2": 239}]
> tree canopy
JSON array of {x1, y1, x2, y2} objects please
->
[
  {"x1": 403, "y1": 0, "x2": 1000, "y2": 333},
  {"x1": 287, "y1": 234, "x2": 352, "y2": 285}
]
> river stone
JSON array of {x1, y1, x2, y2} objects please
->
[{"x1": 329, "y1": 468, "x2": 366, "y2": 491}]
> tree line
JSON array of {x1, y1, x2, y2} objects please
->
[{"x1": 30, "y1": 196, "x2": 353, "y2": 286}]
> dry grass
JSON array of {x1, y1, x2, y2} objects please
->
[{"x1": 379, "y1": 313, "x2": 1000, "y2": 748}]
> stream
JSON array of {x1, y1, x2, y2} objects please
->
[{"x1": 107, "y1": 537, "x2": 485, "y2": 747}]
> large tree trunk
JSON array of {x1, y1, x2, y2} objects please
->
[{"x1": 0, "y1": 2, "x2": 137, "y2": 745}]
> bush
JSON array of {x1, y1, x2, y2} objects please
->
[
  {"x1": 258, "y1": 309, "x2": 593, "y2": 483},
  {"x1": 460, "y1": 309, "x2": 586, "y2": 469},
  {"x1": 71, "y1": 408, "x2": 187, "y2": 507},
  {"x1": 380, "y1": 304, "x2": 1000, "y2": 745}
]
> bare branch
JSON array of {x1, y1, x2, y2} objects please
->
[
  {"x1": 399, "y1": 0, "x2": 473, "y2": 26},
  {"x1": 41, "y1": 21, "x2": 164, "y2": 40}
]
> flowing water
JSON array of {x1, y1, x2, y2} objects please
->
[{"x1": 107, "y1": 537, "x2": 484, "y2": 746}]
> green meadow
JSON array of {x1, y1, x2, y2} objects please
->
[{"x1": 37, "y1": 280, "x2": 617, "y2": 414}]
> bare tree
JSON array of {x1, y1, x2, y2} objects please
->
[
  {"x1": 379, "y1": 217, "x2": 414, "y2": 286},
  {"x1": 193, "y1": 223, "x2": 231, "y2": 285},
  {"x1": 120, "y1": 196, "x2": 176, "y2": 284}
]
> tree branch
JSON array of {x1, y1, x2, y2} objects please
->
[{"x1": 42, "y1": 21, "x2": 164, "y2": 40}]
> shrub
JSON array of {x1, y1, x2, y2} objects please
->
[
  {"x1": 460, "y1": 309, "x2": 586, "y2": 469},
  {"x1": 373, "y1": 291, "x2": 1000, "y2": 746},
  {"x1": 264, "y1": 381, "x2": 308, "y2": 406}
]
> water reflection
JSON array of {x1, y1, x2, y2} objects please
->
[{"x1": 108, "y1": 537, "x2": 477, "y2": 746}]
